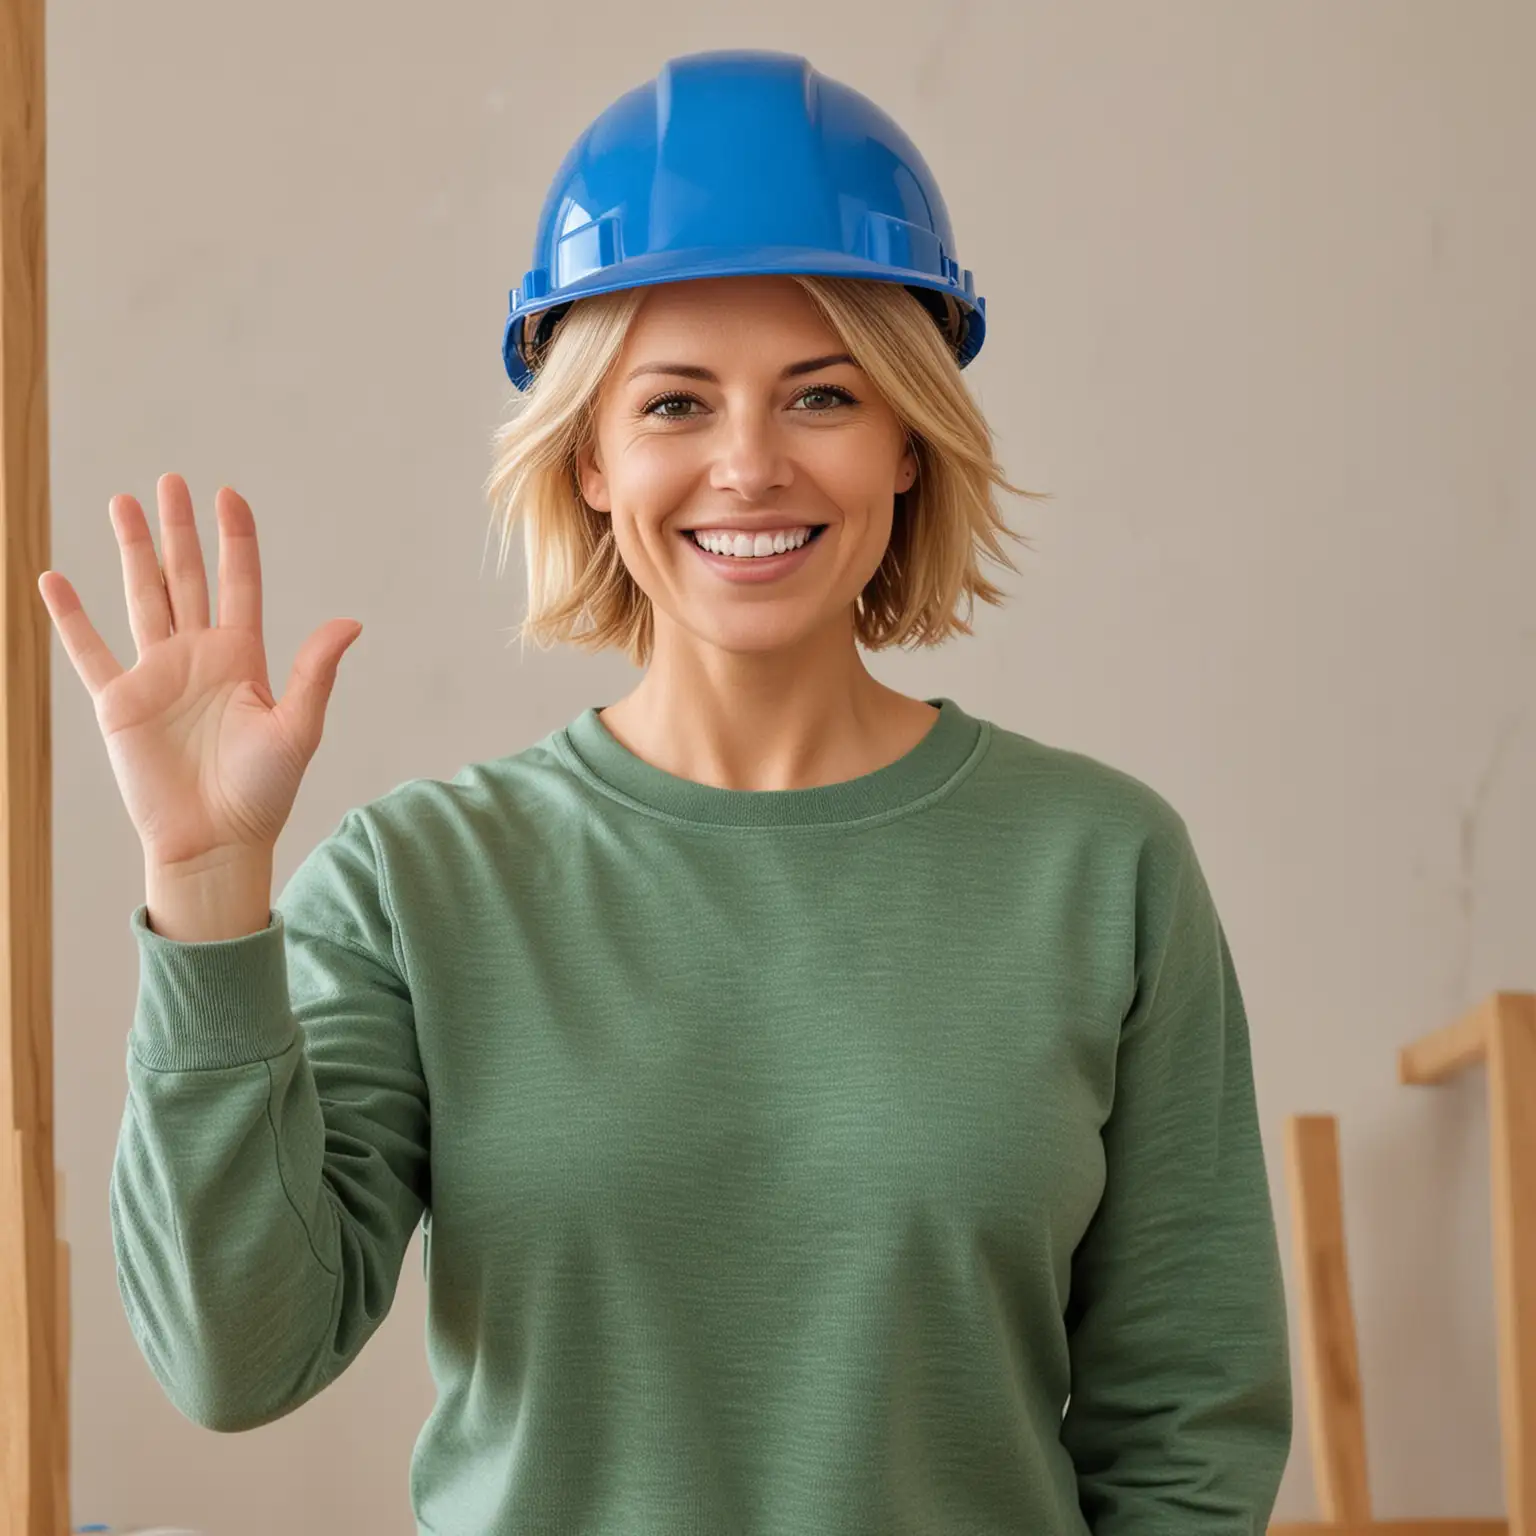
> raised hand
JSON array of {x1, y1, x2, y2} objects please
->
[{"x1": 38, "y1": 473, "x2": 363, "y2": 870}]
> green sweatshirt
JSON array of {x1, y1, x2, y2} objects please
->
[{"x1": 112, "y1": 694, "x2": 1292, "y2": 1534}]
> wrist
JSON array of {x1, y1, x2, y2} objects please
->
[{"x1": 143, "y1": 845, "x2": 276, "y2": 943}]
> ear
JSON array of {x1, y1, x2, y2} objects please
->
[
  {"x1": 575, "y1": 440, "x2": 611, "y2": 511},
  {"x1": 898, "y1": 444, "x2": 918, "y2": 493}
]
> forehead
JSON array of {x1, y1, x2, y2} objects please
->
[{"x1": 619, "y1": 275, "x2": 838, "y2": 354}]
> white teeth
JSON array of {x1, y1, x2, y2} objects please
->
[{"x1": 692, "y1": 527, "x2": 816, "y2": 558}]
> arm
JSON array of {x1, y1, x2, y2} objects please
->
[
  {"x1": 1061, "y1": 813, "x2": 1293, "y2": 1531},
  {"x1": 111, "y1": 808, "x2": 430, "y2": 1431}
]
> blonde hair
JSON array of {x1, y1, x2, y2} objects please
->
[{"x1": 483, "y1": 275, "x2": 1049, "y2": 668}]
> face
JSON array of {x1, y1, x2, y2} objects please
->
[{"x1": 575, "y1": 275, "x2": 917, "y2": 662}]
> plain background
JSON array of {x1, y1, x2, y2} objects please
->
[{"x1": 43, "y1": 1, "x2": 1533, "y2": 1530}]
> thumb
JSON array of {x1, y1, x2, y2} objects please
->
[{"x1": 272, "y1": 618, "x2": 363, "y2": 753}]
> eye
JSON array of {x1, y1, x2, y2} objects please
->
[
  {"x1": 791, "y1": 385, "x2": 857, "y2": 412},
  {"x1": 638, "y1": 384, "x2": 858, "y2": 421},
  {"x1": 641, "y1": 392, "x2": 702, "y2": 420}
]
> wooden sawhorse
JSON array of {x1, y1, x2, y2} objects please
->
[{"x1": 1272, "y1": 991, "x2": 1536, "y2": 1536}]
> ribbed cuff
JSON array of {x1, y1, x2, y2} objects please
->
[{"x1": 127, "y1": 902, "x2": 298, "y2": 1070}]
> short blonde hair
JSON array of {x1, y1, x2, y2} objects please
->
[{"x1": 483, "y1": 275, "x2": 1048, "y2": 668}]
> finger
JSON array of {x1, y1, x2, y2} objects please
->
[
  {"x1": 112, "y1": 493, "x2": 173, "y2": 653},
  {"x1": 155, "y1": 472, "x2": 211, "y2": 631},
  {"x1": 37, "y1": 570, "x2": 126, "y2": 698},
  {"x1": 273, "y1": 618, "x2": 360, "y2": 756},
  {"x1": 214, "y1": 486, "x2": 263, "y2": 644}
]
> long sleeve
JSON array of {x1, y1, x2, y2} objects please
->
[
  {"x1": 1060, "y1": 813, "x2": 1293, "y2": 1531},
  {"x1": 110, "y1": 807, "x2": 431, "y2": 1433}
]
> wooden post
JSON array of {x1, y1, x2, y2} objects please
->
[
  {"x1": 1267, "y1": 1524, "x2": 1506, "y2": 1535},
  {"x1": 54, "y1": 1171, "x2": 68, "y2": 1529},
  {"x1": 1284, "y1": 1114, "x2": 1373, "y2": 1522},
  {"x1": 0, "y1": 0, "x2": 64, "y2": 1530},
  {"x1": 1400, "y1": 992, "x2": 1536, "y2": 1536}
]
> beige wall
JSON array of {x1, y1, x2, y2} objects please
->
[{"x1": 46, "y1": 1, "x2": 1534, "y2": 1530}]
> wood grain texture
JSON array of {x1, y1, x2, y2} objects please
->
[
  {"x1": 1, "y1": 0, "x2": 62, "y2": 1529},
  {"x1": 53, "y1": 1171, "x2": 67, "y2": 1533},
  {"x1": 1487, "y1": 994, "x2": 1536, "y2": 1536},
  {"x1": 1399, "y1": 994, "x2": 1496, "y2": 1085},
  {"x1": 1269, "y1": 1524, "x2": 1507, "y2": 1535},
  {"x1": 1284, "y1": 1114, "x2": 1372, "y2": 1521},
  {"x1": 1397, "y1": 990, "x2": 1536, "y2": 1536}
]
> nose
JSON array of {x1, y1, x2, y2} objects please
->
[{"x1": 707, "y1": 407, "x2": 793, "y2": 502}]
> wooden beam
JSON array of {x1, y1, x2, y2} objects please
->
[
  {"x1": 1400, "y1": 991, "x2": 1536, "y2": 1536},
  {"x1": 53, "y1": 1170, "x2": 67, "y2": 1528},
  {"x1": 0, "y1": 0, "x2": 62, "y2": 1530},
  {"x1": 1284, "y1": 1114, "x2": 1372, "y2": 1521},
  {"x1": 1398, "y1": 993, "x2": 1501, "y2": 1085},
  {"x1": 1269, "y1": 1524, "x2": 1506, "y2": 1535},
  {"x1": 1487, "y1": 994, "x2": 1536, "y2": 1536}
]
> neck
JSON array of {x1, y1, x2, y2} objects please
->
[{"x1": 596, "y1": 630, "x2": 938, "y2": 792}]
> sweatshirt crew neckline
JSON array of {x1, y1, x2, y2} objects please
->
[{"x1": 553, "y1": 695, "x2": 988, "y2": 829}]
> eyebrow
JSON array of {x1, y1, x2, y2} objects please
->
[{"x1": 623, "y1": 353, "x2": 856, "y2": 385}]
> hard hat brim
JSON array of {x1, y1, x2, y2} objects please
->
[{"x1": 503, "y1": 245, "x2": 986, "y2": 390}]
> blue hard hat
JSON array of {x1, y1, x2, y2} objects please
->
[{"x1": 501, "y1": 48, "x2": 986, "y2": 390}]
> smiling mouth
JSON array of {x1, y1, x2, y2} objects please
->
[{"x1": 682, "y1": 525, "x2": 829, "y2": 554}]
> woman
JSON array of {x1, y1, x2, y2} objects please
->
[{"x1": 40, "y1": 49, "x2": 1291, "y2": 1535}]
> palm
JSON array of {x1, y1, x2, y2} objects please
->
[{"x1": 96, "y1": 627, "x2": 305, "y2": 865}]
